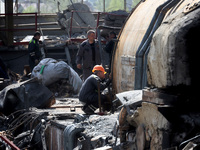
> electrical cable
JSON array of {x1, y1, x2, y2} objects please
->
[{"x1": 3, "y1": 53, "x2": 28, "y2": 62}]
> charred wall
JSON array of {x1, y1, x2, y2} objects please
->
[
  {"x1": 147, "y1": 7, "x2": 200, "y2": 90},
  {"x1": 147, "y1": 5, "x2": 200, "y2": 110}
]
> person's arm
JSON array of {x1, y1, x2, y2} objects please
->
[
  {"x1": 100, "y1": 79, "x2": 112, "y2": 91},
  {"x1": 76, "y1": 44, "x2": 84, "y2": 69},
  {"x1": 92, "y1": 76, "x2": 112, "y2": 91},
  {"x1": 105, "y1": 40, "x2": 114, "y2": 53},
  {"x1": 28, "y1": 41, "x2": 36, "y2": 61}
]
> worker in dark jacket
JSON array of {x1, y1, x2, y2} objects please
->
[
  {"x1": 76, "y1": 30, "x2": 101, "y2": 81},
  {"x1": 105, "y1": 31, "x2": 117, "y2": 72},
  {"x1": 28, "y1": 31, "x2": 41, "y2": 71},
  {"x1": 79, "y1": 65, "x2": 111, "y2": 114}
]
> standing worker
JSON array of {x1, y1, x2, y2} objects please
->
[
  {"x1": 79, "y1": 65, "x2": 112, "y2": 115},
  {"x1": 105, "y1": 31, "x2": 117, "y2": 72},
  {"x1": 76, "y1": 30, "x2": 101, "y2": 81},
  {"x1": 28, "y1": 31, "x2": 41, "y2": 71}
]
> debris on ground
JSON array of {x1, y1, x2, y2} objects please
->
[
  {"x1": 104, "y1": 10, "x2": 129, "y2": 27},
  {"x1": 64, "y1": 113, "x2": 120, "y2": 150}
]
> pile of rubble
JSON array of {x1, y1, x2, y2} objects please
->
[
  {"x1": 47, "y1": 79, "x2": 74, "y2": 98},
  {"x1": 57, "y1": 3, "x2": 96, "y2": 35},
  {"x1": 104, "y1": 10, "x2": 129, "y2": 27}
]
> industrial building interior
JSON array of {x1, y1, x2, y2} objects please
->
[{"x1": 1, "y1": 0, "x2": 200, "y2": 150}]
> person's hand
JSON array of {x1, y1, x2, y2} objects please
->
[
  {"x1": 66, "y1": 39, "x2": 72, "y2": 45},
  {"x1": 35, "y1": 59, "x2": 39, "y2": 65},
  {"x1": 109, "y1": 73, "x2": 112, "y2": 80},
  {"x1": 77, "y1": 64, "x2": 82, "y2": 69}
]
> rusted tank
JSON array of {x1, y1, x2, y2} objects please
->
[
  {"x1": 112, "y1": 0, "x2": 168, "y2": 93},
  {"x1": 112, "y1": 0, "x2": 200, "y2": 93}
]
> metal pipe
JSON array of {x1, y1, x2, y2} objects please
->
[
  {"x1": 134, "y1": 0, "x2": 174, "y2": 90},
  {"x1": 136, "y1": 0, "x2": 171, "y2": 53},
  {"x1": 134, "y1": 0, "x2": 181, "y2": 90},
  {"x1": 35, "y1": 13, "x2": 37, "y2": 31},
  {"x1": 63, "y1": 124, "x2": 84, "y2": 150},
  {"x1": 70, "y1": 11, "x2": 74, "y2": 38},
  {"x1": 124, "y1": 0, "x2": 126, "y2": 11},
  {"x1": 38, "y1": 0, "x2": 40, "y2": 14},
  {"x1": 142, "y1": 46, "x2": 150, "y2": 88},
  {"x1": 0, "y1": 136, "x2": 20, "y2": 150},
  {"x1": 103, "y1": 0, "x2": 105, "y2": 12},
  {"x1": 179, "y1": 134, "x2": 200, "y2": 149},
  {"x1": 97, "y1": 27, "x2": 102, "y2": 62},
  {"x1": 97, "y1": 81, "x2": 102, "y2": 113},
  {"x1": 96, "y1": 12, "x2": 100, "y2": 39}
]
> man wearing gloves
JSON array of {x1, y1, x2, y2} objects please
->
[{"x1": 79, "y1": 65, "x2": 112, "y2": 114}]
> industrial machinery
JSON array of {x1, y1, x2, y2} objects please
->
[{"x1": 113, "y1": 0, "x2": 200, "y2": 149}]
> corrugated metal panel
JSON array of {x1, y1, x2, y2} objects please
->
[{"x1": 112, "y1": 0, "x2": 168, "y2": 93}]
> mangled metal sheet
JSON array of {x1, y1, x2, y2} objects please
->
[
  {"x1": 116, "y1": 90, "x2": 142, "y2": 106},
  {"x1": 0, "y1": 78, "x2": 54, "y2": 115},
  {"x1": 125, "y1": 102, "x2": 171, "y2": 149},
  {"x1": 57, "y1": 3, "x2": 96, "y2": 34}
]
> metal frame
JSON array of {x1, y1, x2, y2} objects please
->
[{"x1": 0, "y1": 13, "x2": 37, "y2": 46}]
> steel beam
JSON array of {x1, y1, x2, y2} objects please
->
[{"x1": 5, "y1": 0, "x2": 13, "y2": 46}]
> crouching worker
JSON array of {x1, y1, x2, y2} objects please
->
[{"x1": 79, "y1": 65, "x2": 112, "y2": 115}]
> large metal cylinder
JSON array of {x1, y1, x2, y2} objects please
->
[
  {"x1": 112, "y1": 0, "x2": 168, "y2": 93},
  {"x1": 112, "y1": 0, "x2": 200, "y2": 93}
]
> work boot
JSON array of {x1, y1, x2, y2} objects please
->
[{"x1": 82, "y1": 105, "x2": 96, "y2": 115}]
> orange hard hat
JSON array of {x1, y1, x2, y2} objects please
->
[{"x1": 92, "y1": 65, "x2": 106, "y2": 74}]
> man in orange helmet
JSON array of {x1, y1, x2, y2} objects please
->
[{"x1": 79, "y1": 65, "x2": 112, "y2": 114}]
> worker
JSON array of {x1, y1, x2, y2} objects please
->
[
  {"x1": 0, "y1": 56, "x2": 8, "y2": 79},
  {"x1": 105, "y1": 31, "x2": 117, "y2": 72},
  {"x1": 76, "y1": 30, "x2": 101, "y2": 81},
  {"x1": 28, "y1": 31, "x2": 41, "y2": 71},
  {"x1": 79, "y1": 65, "x2": 112, "y2": 115}
]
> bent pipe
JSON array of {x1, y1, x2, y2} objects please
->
[
  {"x1": 179, "y1": 134, "x2": 200, "y2": 149},
  {"x1": 63, "y1": 124, "x2": 85, "y2": 150},
  {"x1": 134, "y1": 0, "x2": 181, "y2": 90},
  {"x1": 136, "y1": 0, "x2": 172, "y2": 52},
  {"x1": 142, "y1": 46, "x2": 150, "y2": 88},
  {"x1": 97, "y1": 28, "x2": 103, "y2": 63}
]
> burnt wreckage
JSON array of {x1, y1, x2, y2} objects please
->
[{"x1": 1, "y1": 0, "x2": 200, "y2": 149}]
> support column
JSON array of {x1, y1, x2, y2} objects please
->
[
  {"x1": 5, "y1": 0, "x2": 13, "y2": 46},
  {"x1": 124, "y1": 0, "x2": 126, "y2": 11},
  {"x1": 103, "y1": 0, "x2": 105, "y2": 12},
  {"x1": 38, "y1": 0, "x2": 40, "y2": 14}
]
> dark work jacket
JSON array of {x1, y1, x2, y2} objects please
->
[
  {"x1": 76, "y1": 39, "x2": 101, "y2": 70},
  {"x1": 105, "y1": 38, "x2": 116, "y2": 58},
  {"x1": 28, "y1": 37, "x2": 41, "y2": 61},
  {"x1": 105, "y1": 40, "x2": 115, "y2": 54},
  {"x1": 79, "y1": 74, "x2": 111, "y2": 103}
]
